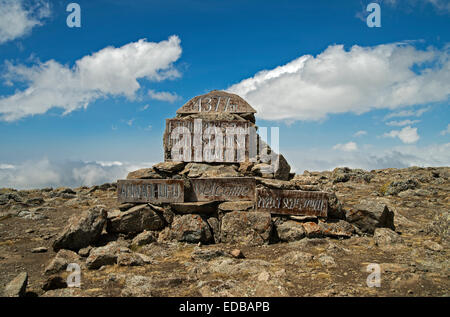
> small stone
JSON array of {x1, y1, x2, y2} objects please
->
[
  {"x1": 373, "y1": 228, "x2": 403, "y2": 246},
  {"x1": 3, "y1": 272, "x2": 28, "y2": 297},
  {"x1": 423, "y1": 240, "x2": 443, "y2": 252},
  {"x1": 31, "y1": 247, "x2": 48, "y2": 253},
  {"x1": 25, "y1": 229, "x2": 34, "y2": 234},
  {"x1": 78, "y1": 246, "x2": 93, "y2": 257},
  {"x1": 42, "y1": 276, "x2": 67, "y2": 291},
  {"x1": 230, "y1": 249, "x2": 245, "y2": 259}
]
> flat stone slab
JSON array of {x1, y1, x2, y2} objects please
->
[
  {"x1": 117, "y1": 179, "x2": 184, "y2": 203},
  {"x1": 187, "y1": 177, "x2": 256, "y2": 202},
  {"x1": 256, "y1": 188, "x2": 328, "y2": 217},
  {"x1": 164, "y1": 118, "x2": 253, "y2": 163},
  {"x1": 170, "y1": 201, "x2": 217, "y2": 214}
]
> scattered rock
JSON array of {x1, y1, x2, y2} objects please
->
[
  {"x1": 153, "y1": 162, "x2": 185, "y2": 173},
  {"x1": 3, "y1": 272, "x2": 28, "y2": 297},
  {"x1": 107, "y1": 204, "x2": 165, "y2": 234},
  {"x1": 131, "y1": 230, "x2": 158, "y2": 247},
  {"x1": 218, "y1": 200, "x2": 254, "y2": 212},
  {"x1": 191, "y1": 247, "x2": 227, "y2": 261},
  {"x1": 86, "y1": 242, "x2": 129, "y2": 269},
  {"x1": 42, "y1": 276, "x2": 67, "y2": 291},
  {"x1": 423, "y1": 240, "x2": 443, "y2": 252},
  {"x1": 52, "y1": 207, "x2": 107, "y2": 252},
  {"x1": 373, "y1": 228, "x2": 403, "y2": 246},
  {"x1": 275, "y1": 220, "x2": 306, "y2": 242},
  {"x1": 127, "y1": 168, "x2": 162, "y2": 180},
  {"x1": 45, "y1": 250, "x2": 81, "y2": 275},
  {"x1": 230, "y1": 249, "x2": 245, "y2": 259},
  {"x1": 316, "y1": 254, "x2": 337, "y2": 268},
  {"x1": 220, "y1": 211, "x2": 272, "y2": 246},
  {"x1": 278, "y1": 251, "x2": 314, "y2": 265},
  {"x1": 346, "y1": 199, "x2": 395, "y2": 234},
  {"x1": 31, "y1": 247, "x2": 48, "y2": 253},
  {"x1": 78, "y1": 246, "x2": 92, "y2": 257},
  {"x1": 169, "y1": 214, "x2": 213, "y2": 243}
]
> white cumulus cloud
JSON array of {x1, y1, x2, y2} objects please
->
[
  {"x1": 386, "y1": 119, "x2": 421, "y2": 126},
  {"x1": 0, "y1": 35, "x2": 182, "y2": 121},
  {"x1": 440, "y1": 123, "x2": 450, "y2": 135},
  {"x1": 333, "y1": 141, "x2": 358, "y2": 152},
  {"x1": 148, "y1": 89, "x2": 180, "y2": 103},
  {"x1": 0, "y1": 0, "x2": 51, "y2": 45},
  {"x1": 227, "y1": 43, "x2": 450, "y2": 122},
  {"x1": 383, "y1": 126, "x2": 420, "y2": 144},
  {"x1": 353, "y1": 130, "x2": 367, "y2": 137}
]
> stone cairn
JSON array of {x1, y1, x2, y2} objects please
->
[
  {"x1": 110, "y1": 90, "x2": 369, "y2": 246},
  {"x1": 52, "y1": 90, "x2": 396, "y2": 258}
]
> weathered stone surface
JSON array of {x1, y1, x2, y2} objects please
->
[
  {"x1": 152, "y1": 161, "x2": 185, "y2": 173},
  {"x1": 131, "y1": 230, "x2": 158, "y2": 247},
  {"x1": 423, "y1": 240, "x2": 443, "y2": 252},
  {"x1": 278, "y1": 251, "x2": 313, "y2": 265},
  {"x1": 256, "y1": 188, "x2": 328, "y2": 217},
  {"x1": 78, "y1": 246, "x2": 92, "y2": 257},
  {"x1": 274, "y1": 154, "x2": 291, "y2": 181},
  {"x1": 3, "y1": 272, "x2": 28, "y2": 297},
  {"x1": 373, "y1": 228, "x2": 403, "y2": 246},
  {"x1": 207, "y1": 217, "x2": 220, "y2": 243},
  {"x1": 256, "y1": 177, "x2": 296, "y2": 190},
  {"x1": 318, "y1": 220, "x2": 355, "y2": 238},
  {"x1": 176, "y1": 90, "x2": 257, "y2": 114},
  {"x1": 86, "y1": 242, "x2": 130, "y2": 269},
  {"x1": 107, "y1": 204, "x2": 165, "y2": 234},
  {"x1": 188, "y1": 177, "x2": 255, "y2": 202},
  {"x1": 170, "y1": 201, "x2": 217, "y2": 215},
  {"x1": 169, "y1": 214, "x2": 213, "y2": 243},
  {"x1": 218, "y1": 200, "x2": 254, "y2": 212},
  {"x1": 230, "y1": 249, "x2": 245, "y2": 259},
  {"x1": 385, "y1": 179, "x2": 418, "y2": 196},
  {"x1": 346, "y1": 199, "x2": 395, "y2": 234},
  {"x1": 302, "y1": 222, "x2": 323, "y2": 238},
  {"x1": 126, "y1": 168, "x2": 162, "y2": 180},
  {"x1": 275, "y1": 220, "x2": 306, "y2": 242},
  {"x1": 45, "y1": 250, "x2": 81, "y2": 275},
  {"x1": 117, "y1": 179, "x2": 184, "y2": 203},
  {"x1": 191, "y1": 246, "x2": 227, "y2": 261},
  {"x1": 220, "y1": 211, "x2": 272, "y2": 246},
  {"x1": 31, "y1": 246, "x2": 48, "y2": 253},
  {"x1": 117, "y1": 253, "x2": 145, "y2": 266},
  {"x1": 316, "y1": 254, "x2": 337, "y2": 268},
  {"x1": 181, "y1": 163, "x2": 240, "y2": 178},
  {"x1": 42, "y1": 276, "x2": 67, "y2": 291},
  {"x1": 53, "y1": 207, "x2": 107, "y2": 252}
]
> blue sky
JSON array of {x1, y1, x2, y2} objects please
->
[{"x1": 0, "y1": 0, "x2": 449, "y2": 188}]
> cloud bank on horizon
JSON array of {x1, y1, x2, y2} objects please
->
[{"x1": 227, "y1": 42, "x2": 450, "y2": 122}]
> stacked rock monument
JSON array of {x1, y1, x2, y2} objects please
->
[
  {"x1": 52, "y1": 90, "x2": 396, "y2": 255},
  {"x1": 109, "y1": 90, "x2": 387, "y2": 246}
]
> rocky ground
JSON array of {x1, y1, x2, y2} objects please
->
[{"x1": 0, "y1": 166, "x2": 448, "y2": 297}]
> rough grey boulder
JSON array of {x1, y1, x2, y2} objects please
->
[
  {"x1": 169, "y1": 214, "x2": 213, "y2": 243},
  {"x1": 275, "y1": 220, "x2": 306, "y2": 242},
  {"x1": 220, "y1": 211, "x2": 272, "y2": 246},
  {"x1": 346, "y1": 199, "x2": 395, "y2": 234},
  {"x1": 86, "y1": 241, "x2": 130, "y2": 269},
  {"x1": 3, "y1": 272, "x2": 28, "y2": 297},
  {"x1": 373, "y1": 228, "x2": 403, "y2": 246},
  {"x1": 52, "y1": 207, "x2": 107, "y2": 252},
  {"x1": 45, "y1": 249, "x2": 81, "y2": 275},
  {"x1": 106, "y1": 204, "x2": 165, "y2": 234}
]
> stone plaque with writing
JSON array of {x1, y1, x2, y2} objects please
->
[
  {"x1": 117, "y1": 179, "x2": 184, "y2": 203},
  {"x1": 176, "y1": 90, "x2": 256, "y2": 114},
  {"x1": 164, "y1": 119, "x2": 255, "y2": 163},
  {"x1": 256, "y1": 188, "x2": 328, "y2": 217},
  {"x1": 187, "y1": 177, "x2": 256, "y2": 202}
]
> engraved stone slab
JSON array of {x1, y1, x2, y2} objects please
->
[
  {"x1": 176, "y1": 90, "x2": 256, "y2": 114},
  {"x1": 164, "y1": 118, "x2": 255, "y2": 163},
  {"x1": 256, "y1": 188, "x2": 328, "y2": 217},
  {"x1": 187, "y1": 177, "x2": 256, "y2": 202},
  {"x1": 117, "y1": 179, "x2": 184, "y2": 203}
]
